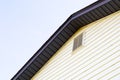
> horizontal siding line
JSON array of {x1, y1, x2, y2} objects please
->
[
  {"x1": 86, "y1": 24, "x2": 120, "y2": 40},
  {"x1": 82, "y1": 53, "x2": 120, "y2": 80},
  {"x1": 108, "y1": 72, "x2": 120, "y2": 80},
  {"x1": 86, "y1": 20, "x2": 120, "y2": 37},
  {"x1": 86, "y1": 22, "x2": 120, "y2": 39},
  {"x1": 86, "y1": 24, "x2": 118, "y2": 38},
  {"x1": 73, "y1": 51, "x2": 120, "y2": 80},
  {"x1": 81, "y1": 62, "x2": 120, "y2": 80},
  {"x1": 86, "y1": 18, "x2": 120, "y2": 36},
  {"x1": 98, "y1": 66, "x2": 120, "y2": 80},
  {"x1": 86, "y1": 21, "x2": 120, "y2": 40},
  {"x1": 86, "y1": 26, "x2": 120, "y2": 45}
]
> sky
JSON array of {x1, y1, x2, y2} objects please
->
[{"x1": 0, "y1": 0, "x2": 97, "y2": 79}]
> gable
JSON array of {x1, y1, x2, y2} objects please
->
[{"x1": 12, "y1": 0, "x2": 120, "y2": 80}]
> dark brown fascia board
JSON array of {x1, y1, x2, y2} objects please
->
[{"x1": 12, "y1": 0, "x2": 120, "y2": 80}]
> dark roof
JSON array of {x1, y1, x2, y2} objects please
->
[{"x1": 12, "y1": 0, "x2": 120, "y2": 80}]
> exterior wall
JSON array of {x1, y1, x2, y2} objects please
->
[{"x1": 32, "y1": 11, "x2": 120, "y2": 80}]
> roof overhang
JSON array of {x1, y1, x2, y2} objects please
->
[{"x1": 12, "y1": 0, "x2": 120, "y2": 80}]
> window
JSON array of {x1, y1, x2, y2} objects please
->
[{"x1": 73, "y1": 33, "x2": 83, "y2": 51}]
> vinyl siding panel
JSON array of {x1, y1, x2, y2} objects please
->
[{"x1": 32, "y1": 10, "x2": 120, "y2": 80}]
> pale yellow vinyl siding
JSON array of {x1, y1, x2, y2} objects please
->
[{"x1": 32, "y1": 10, "x2": 120, "y2": 80}]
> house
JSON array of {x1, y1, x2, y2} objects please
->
[{"x1": 12, "y1": 0, "x2": 120, "y2": 80}]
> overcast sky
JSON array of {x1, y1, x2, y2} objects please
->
[{"x1": 0, "y1": 0, "x2": 97, "y2": 79}]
